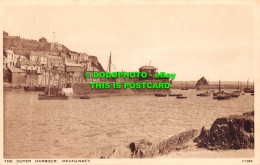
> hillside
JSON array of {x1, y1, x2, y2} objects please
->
[
  {"x1": 3, "y1": 35, "x2": 70, "y2": 56},
  {"x1": 3, "y1": 31, "x2": 105, "y2": 72}
]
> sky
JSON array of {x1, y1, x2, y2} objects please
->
[{"x1": 3, "y1": 4, "x2": 254, "y2": 81}]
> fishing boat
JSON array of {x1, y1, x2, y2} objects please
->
[
  {"x1": 213, "y1": 80, "x2": 230, "y2": 100},
  {"x1": 38, "y1": 94, "x2": 68, "y2": 100},
  {"x1": 243, "y1": 79, "x2": 254, "y2": 93},
  {"x1": 177, "y1": 96, "x2": 187, "y2": 99},
  {"x1": 168, "y1": 94, "x2": 182, "y2": 97},
  {"x1": 35, "y1": 86, "x2": 46, "y2": 91},
  {"x1": 231, "y1": 81, "x2": 241, "y2": 97},
  {"x1": 24, "y1": 70, "x2": 37, "y2": 91},
  {"x1": 155, "y1": 94, "x2": 167, "y2": 97},
  {"x1": 230, "y1": 92, "x2": 239, "y2": 98},
  {"x1": 80, "y1": 96, "x2": 91, "y2": 99},
  {"x1": 217, "y1": 93, "x2": 231, "y2": 100},
  {"x1": 181, "y1": 82, "x2": 188, "y2": 90},
  {"x1": 38, "y1": 69, "x2": 68, "y2": 100},
  {"x1": 197, "y1": 91, "x2": 211, "y2": 97},
  {"x1": 24, "y1": 86, "x2": 36, "y2": 91},
  {"x1": 212, "y1": 80, "x2": 224, "y2": 96},
  {"x1": 11, "y1": 84, "x2": 22, "y2": 89}
]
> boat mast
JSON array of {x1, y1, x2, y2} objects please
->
[
  {"x1": 32, "y1": 70, "x2": 34, "y2": 86},
  {"x1": 247, "y1": 78, "x2": 249, "y2": 88},
  {"x1": 219, "y1": 80, "x2": 221, "y2": 92},
  {"x1": 48, "y1": 69, "x2": 51, "y2": 96},
  {"x1": 107, "y1": 52, "x2": 111, "y2": 72},
  {"x1": 29, "y1": 70, "x2": 32, "y2": 86}
]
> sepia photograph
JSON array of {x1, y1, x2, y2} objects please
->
[{"x1": 0, "y1": 0, "x2": 259, "y2": 164}]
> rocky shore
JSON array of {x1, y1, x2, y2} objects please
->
[{"x1": 102, "y1": 111, "x2": 254, "y2": 158}]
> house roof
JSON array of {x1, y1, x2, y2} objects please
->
[
  {"x1": 30, "y1": 51, "x2": 47, "y2": 57},
  {"x1": 4, "y1": 49, "x2": 14, "y2": 54},
  {"x1": 139, "y1": 65, "x2": 157, "y2": 70},
  {"x1": 8, "y1": 65, "x2": 25, "y2": 73},
  {"x1": 69, "y1": 52, "x2": 78, "y2": 57},
  {"x1": 47, "y1": 55, "x2": 63, "y2": 59},
  {"x1": 65, "y1": 62, "x2": 83, "y2": 67},
  {"x1": 12, "y1": 49, "x2": 30, "y2": 56},
  {"x1": 19, "y1": 60, "x2": 38, "y2": 66}
]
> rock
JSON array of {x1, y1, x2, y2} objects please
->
[
  {"x1": 194, "y1": 111, "x2": 254, "y2": 150},
  {"x1": 108, "y1": 145, "x2": 132, "y2": 158},
  {"x1": 196, "y1": 77, "x2": 208, "y2": 86},
  {"x1": 128, "y1": 139, "x2": 154, "y2": 158},
  {"x1": 157, "y1": 129, "x2": 198, "y2": 154}
]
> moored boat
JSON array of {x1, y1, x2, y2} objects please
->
[
  {"x1": 80, "y1": 96, "x2": 91, "y2": 99},
  {"x1": 168, "y1": 94, "x2": 182, "y2": 97},
  {"x1": 230, "y1": 91, "x2": 240, "y2": 97},
  {"x1": 181, "y1": 82, "x2": 188, "y2": 90},
  {"x1": 155, "y1": 94, "x2": 167, "y2": 97},
  {"x1": 24, "y1": 86, "x2": 37, "y2": 91},
  {"x1": 35, "y1": 86, "x2": 46, "y2": 91},
  {"x1": 177, "y1": 96, "x2": 187, "y2": 99},
  {"x1": 216, "y1": 93, "x2": 231, "y2": 100},
  {"x1": 38, "y1": 69, "x2": 69, "y2": 100},
  {"x1": 243, "y1": 79, "x2": 254, "y2": 93},
  {"x1": 38, "y1": 94, "x2": 68, "y2": 100},
  {"x1": 197, "y1": 91, "x2": 211, "y2": 97}
]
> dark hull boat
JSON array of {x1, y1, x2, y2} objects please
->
[
  {"x1": 244, "y1": 88, "x2": 254, "y2": 93},
  {"x1": 38, "y1": 94, "x2": 68, "y2": 100},
  {"x1": 180, "y1": 88, "x2": 188, "y2": 90},
  {"x1": 197, "y1": 91, "x2": 210, "y2": 97},
  {"x1": 24, "y1": 86, "x2": 36, "y2": 91},
  {"x1": 12, "y1": 85, "x2": 22, "y2": 89},
  {"x1": 177, "y1": 96, "x2": 187, "y2": 99},
  {"x1": 216, "y1": 94, "x2": 231, "y2": 100},
  {"x1": 168, "y1": 94, "x2": 182, "y2": 97},
  {"x1": 155, "y1": 94, "x2": 167, "y2": 97},
  {"x1": 231, "y1": 92, "x2": 239, "y2": 98},
  {"x1": 35, "y1": 86, "x2": 46, "y2": 91},
  {"x1": 80, "y1": 96, "x2": 91, "y2": 99}
]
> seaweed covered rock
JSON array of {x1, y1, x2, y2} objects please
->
[
  {"x1": 194, "y1": 111, "x2": 254, "y2": 150},
  {"x1": 128, "y1": 139, "x2": 154, "y2": 158},
  {"x1": 196, "y1": 77, "x2": 208, "y2": 86},
  {"x1": 157, "y1": 129, "x2": 198, "y2": 154}
]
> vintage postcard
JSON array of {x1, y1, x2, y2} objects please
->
[{"x1": 0, "y1": 0, "x2": 259, "y2": 164}]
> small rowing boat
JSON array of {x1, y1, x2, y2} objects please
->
[
  {"x1": 168, "y1": 94, "x2": 182, "y2": 97},
  {"x1": 176, "y1": 96, "x2": 187, "y2": 99},
  {"x1": 80, "y1": 96, "x2": 91, "y2": 99},
  {"x1": 155, "y1": 94, "x2": 167, "y2": 97},
  {"x1": 38, "y1": 94, "x2": 69, "y2": 100}
]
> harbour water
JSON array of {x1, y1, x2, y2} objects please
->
[{"x1": 4, "y1": 89, "x2": 254, "y2": 158}]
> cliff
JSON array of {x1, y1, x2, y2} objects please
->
[
  {"x1": 3, "y1": 36, "x2": 70, "y2": 56},
  {"x1": 3, "y1": 31, "x2": 105, "y2": 72}
]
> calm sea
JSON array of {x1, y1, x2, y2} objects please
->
[{"x1": 4, "y1": 89, "x2": 254, "y2": 158}]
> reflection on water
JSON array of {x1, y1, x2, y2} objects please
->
[{"x1": 4, "y1": 89, "x2": 254, "y2": 158}]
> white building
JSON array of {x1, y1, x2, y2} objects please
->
[{"x1": 3, "y1": 49, "x2": 15, "y2": 66}]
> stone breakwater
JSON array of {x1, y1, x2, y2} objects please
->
[{"x1": 102, "y1": 111, "x2": 254, "y2": 158}]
